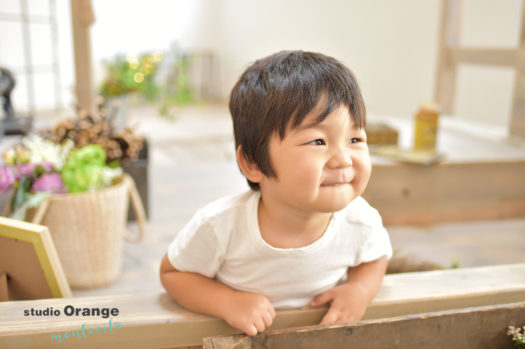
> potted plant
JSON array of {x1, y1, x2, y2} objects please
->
[
  {"x1": 99, "y1": 52, "x2": 162, "y2": 129},
  {"x1": 43, "y1": 104, "x2": 149, "y2": 220},
  {"x1": 0, "y1": 110, "x2": 146, "y2": 288}
]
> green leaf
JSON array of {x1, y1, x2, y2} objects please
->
[
  {"x1": 10, "y1": 192, "x2": 49, "y2": 221},
  {"x1": 10, "y1": 175, "x2": 31, "y2": 214}
]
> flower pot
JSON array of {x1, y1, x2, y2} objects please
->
[{"x1": 27, "y1": 174, "x2": 145, "y2": 288}]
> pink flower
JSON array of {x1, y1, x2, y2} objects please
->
[
  {"x1": 40, "y1": 162, "x2": 54, "y2": 172},
  {"x1": 16, "y1": 163, "x2": 35, "y2": 179},
  {"x1": 0, "y1": 166, "x2": 15, "y2": 193},
  {"x1": 32, "y1": 173, "x2": 65, "y2": 193},
  {"x1": 15, "y1": 162, "x2": 54, "y2": 180}
]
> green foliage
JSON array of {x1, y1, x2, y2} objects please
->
[
  {"x1": 61, "y1": 145, "x2": 106, "y2": 193},
  {"x1": 99, "y1": 52, "x2": 163, "y2": 100},
  {"x1": 11, "y1": 175, "x2": 31, "y2": 214},
  {"x1": 508, "y1": 326, "x2": 525, "y2": 348}
]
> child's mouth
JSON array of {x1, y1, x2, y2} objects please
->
[{"x1": 320, "y1": 170, "x2": 355, "y2": 186}]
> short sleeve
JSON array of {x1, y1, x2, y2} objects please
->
[
  {"x1": 357, "y1": 225, "x2": 393, "y2": 263},
  {"x1": 342, "y1": 197, "x2": 393, "y2": 265},
  {"x1": 167, "y1": 211, "x2": 222, "y2": 278}
]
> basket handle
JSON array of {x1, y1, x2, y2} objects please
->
[
  {"x1": 31, "y1": 198, "x2": 50, "y2": 224},
  {"x1": 122, "y1": 174, "x2": 146, "y2": 243}
]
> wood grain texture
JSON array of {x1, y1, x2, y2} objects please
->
[
  {"x1": 206, "y1": 302, "x2": 525, "y2": 349},
  {"x1": 1, "y1": 264, "x2": 524, "y2": 348},
  {"x1": 365, "y1": 161, "x2": 525, "y2": 225}
]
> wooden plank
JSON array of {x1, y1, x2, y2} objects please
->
[
  {"x1": 70, "y1": 0, "x2": 95, "y2": 114},
  {"x1": 449, "y1": 47, "x2": 518, "y2": 67},
  {"x1": 365, "y1": 160, "x2": 525, "y2": 225},
  {"x1": 434, "y1": 0, "x2": 461, "y2": 114},
  {"x1": 0, "y1": 272, "x2": 8, "y2": 301},
  {"x1": 204, "y1": 302, "x2": 525, "y2": 349},
  {"x1": 1, "y1": 264, "x2": 524, "y2": 348},
  {"x1": 509, "y1": 0, "x2": 525, "y2": 138}
]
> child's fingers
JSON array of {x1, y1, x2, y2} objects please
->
[
  {"x1": 243, "y1": 323, "x2": 258, "y2": 337},
  {"x1": 237, "y1": 323, "x2": 257, "y2": 336},
  {"x1": 310, "y1": 290, "x2": 334, "y2": 307},
  {"x1": 268, "y1": 304, "x2": 276, "y2": 319},
  {"x1": 320, "y1": 309, "x2": 339, "y2": 325},
  {"x1": 262, "y1": 309, "x2": 274, "y2": 327},
  {"x1": 253, "y1": 317, "x2": 266, "y2": 334}
]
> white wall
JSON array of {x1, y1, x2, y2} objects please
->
[
  {"x1": 180, "y1": 0, "x2": 441, "y2": 120},
  {"x1": 0, "y1": 0, "x2": 522, "y2": 129}
]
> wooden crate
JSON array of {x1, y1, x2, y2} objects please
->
[
  {"x1": 365, "y1": 123, "x2": 399, "y2": 146},
  {"x1": 365, "y1": 116, "x2": 525, "y2": 225}
]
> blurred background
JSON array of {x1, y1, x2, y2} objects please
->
[{"x1": 0, "y1": 0, "x2": 522, "y2": 127}]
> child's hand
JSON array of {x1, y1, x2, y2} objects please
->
[
  {"x1": 221, "y1": 290, "x2": 276, "y2": 336},
  {"x1": 310, "y1": 281, "x2": 369, "y2": 325}
]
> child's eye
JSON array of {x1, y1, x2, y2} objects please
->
[
  {"x1": 308, "y1": 139, "x2": 325, "y2": 146},
  {"x1": 349, "y1": 138, "x2": 362, "y2": 144}
]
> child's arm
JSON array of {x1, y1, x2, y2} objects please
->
[
  {"x1": 310, "y1": 257, "x2": 388, "y2": 324},
  {"x1": 159, "y1": 253, "x2": 276, "y2": 336}
]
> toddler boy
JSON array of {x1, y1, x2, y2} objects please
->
[{"x1": 160, "y1": 51, "x2": 392, "y2": 336}]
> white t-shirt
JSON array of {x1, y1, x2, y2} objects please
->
[{"x1": 167, "y1": 190, "x2": 392, "y2": 309}]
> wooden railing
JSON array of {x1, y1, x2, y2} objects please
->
[{"x1": 1, "y1": 263, "x2": 524, "y2": 348}]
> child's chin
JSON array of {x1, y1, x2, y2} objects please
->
[{"x1": 315, "y1": 197, "x2": 352, "y2": 213}]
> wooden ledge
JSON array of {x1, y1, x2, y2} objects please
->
[
  {"x1": 205, "y1": 301, "x2": 525, "y2": 349},
  {"x1": 1, "y1": 264, "x2": 524, "y2": 348}
]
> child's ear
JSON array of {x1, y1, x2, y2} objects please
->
[{"x1": 236, "y1": 146, "x2": 264, "y2": 184}]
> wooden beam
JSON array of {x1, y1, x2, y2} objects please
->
[
  {"x1": 1, "y1": 264, "x2": 524, "y2": 348},
  {"x1": 509, "y1": 0, "x2": 525, "y2": 138},
  {"x1": 434, "y1": 0, "x2": 461, "y2": 114},
  {"x1": 449, "y1": 47, "x2": 519, "y2": 67},
  {"x1": 0, "y1": 272, "x2": 8, "y2": 301},
  {"x1": 70, "y1": 0, "x2": 95, "y2": 114},
  {"x1": 204, "y1": 302, "x2": 525, "y2": 349}
]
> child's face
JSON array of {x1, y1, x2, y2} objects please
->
[{"x1": 260, "y1": 104, "x2": 371, "y2": 213}]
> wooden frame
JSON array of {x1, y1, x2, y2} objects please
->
[
  {"x1": 0, "y1": 264, "x2": 524, "y2": 348},
  {"x1": 0, "y1": 217, "x2": 72, "y2": 300},
  {"x1": 435, "y1": 0, "x2": 525, "y2": 138},
  {"x1": 205, "y1": 302, "x2": 525, "y2": 349}
]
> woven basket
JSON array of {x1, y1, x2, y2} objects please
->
[{"x1": 28, "y1": 174, "x2": 146, "y2": 288}]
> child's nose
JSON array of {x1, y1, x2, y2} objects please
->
[{"x1": 327, "y1": 147, "x2": 352, "y2": 169}]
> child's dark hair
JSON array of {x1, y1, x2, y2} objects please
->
[{"x1": 229, "y1": 50, "x2": 366, "y2": 190}]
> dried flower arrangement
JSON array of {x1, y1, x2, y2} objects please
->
[{"x1": 41, "y1": 103, "x2": 144, "y2": 166}]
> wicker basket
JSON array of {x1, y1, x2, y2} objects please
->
[{"x1": 28, "y1": 174, "x2": 145, "y2": 288}]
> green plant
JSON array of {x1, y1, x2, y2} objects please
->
[
  {"x1": 508, "y1": 326, "x2": 525, "y2": 348},
  {"x1": 0, "y1": 136, "x2": 122, "y2": 220},
  {"x1": 99, "y1": 52, "x2": 163, "y2": 100}
]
